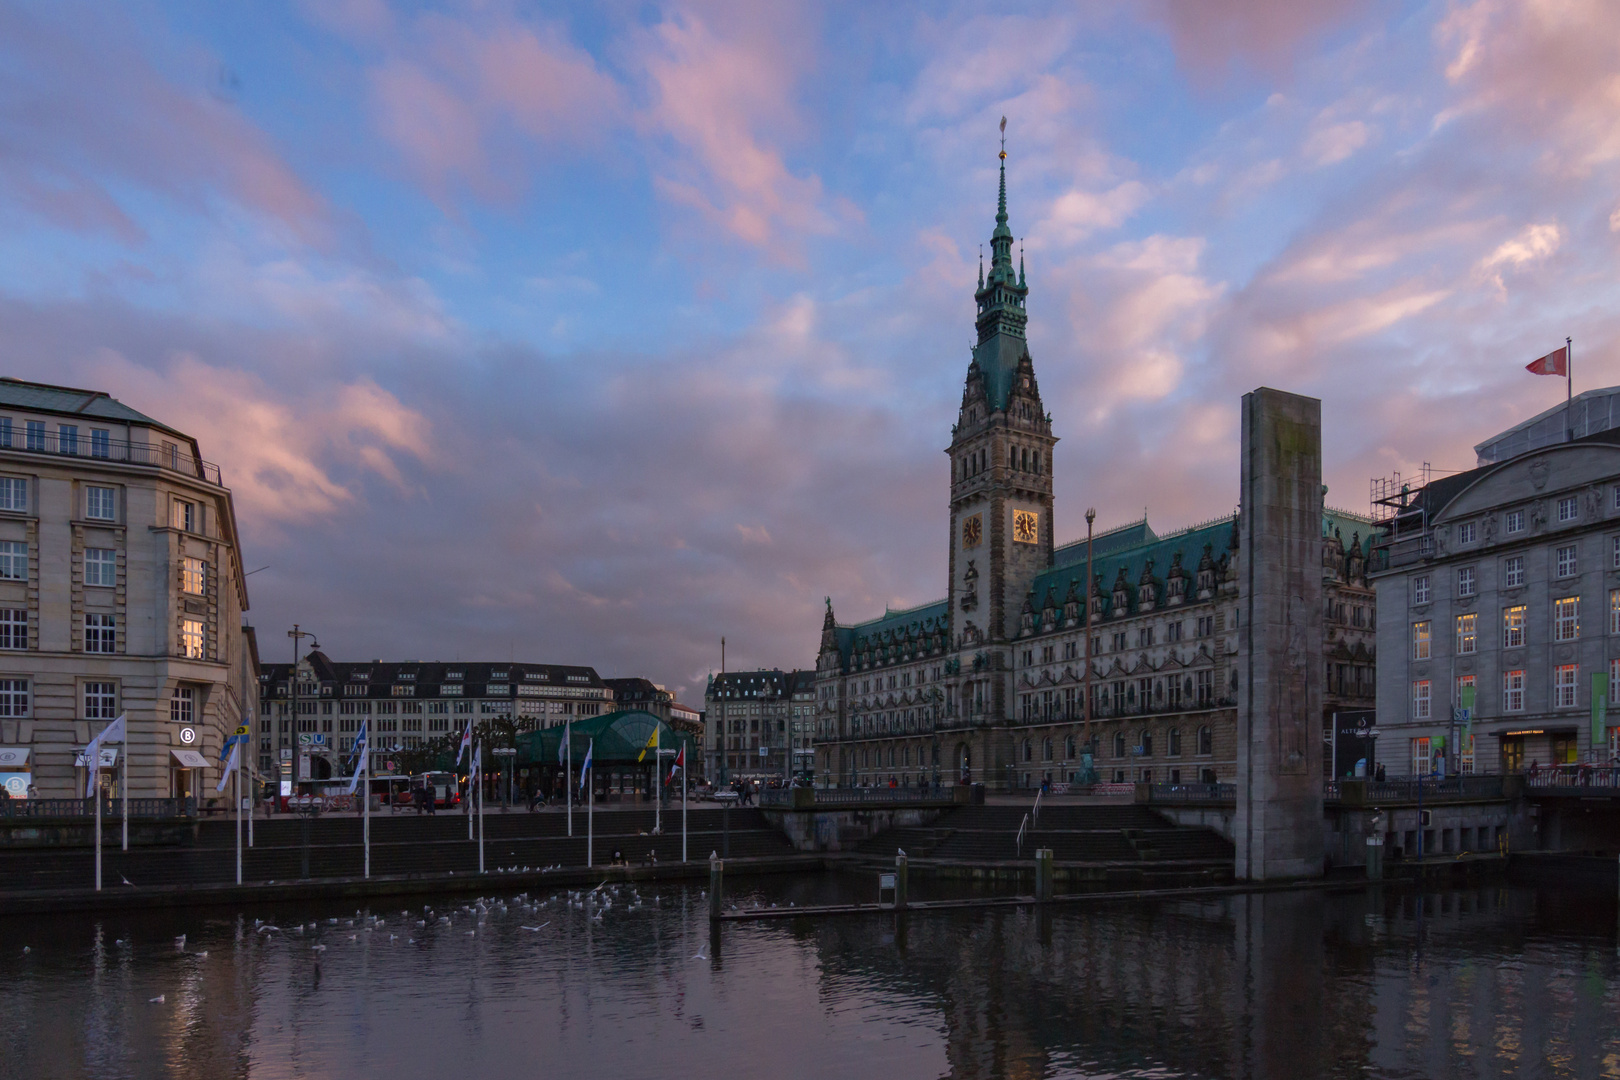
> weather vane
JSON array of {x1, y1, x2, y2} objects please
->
[{"x1": 999, "y1": 116, "x2": 1007, "y2": 160}]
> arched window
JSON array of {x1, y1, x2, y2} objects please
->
[
  {"x1": 1197, "y1": 725, "x2": 1212, "y2": 755},
  {"x1": 1042, "y1": 737, "x2": 1053, "y2": 761},
  {"x1": 1168, "y1": 727, "x2": 1182, "y2": 756},
  {"x1": 1022, "y1": 738, "x2": 1033, "y2": 762},
  {"x1": 1141, "y1": 731, "x2": 1153, "y2": 757},
  {"x1": 1064, "y1": 735, "x2": 1076, "y2": 759},
  {"x1": 1113, "y1": 731, "x2": 1126, "y2": 758}
]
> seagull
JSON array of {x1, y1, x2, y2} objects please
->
[
  {"x1": 312, "y1": 944, "x2": 327, "y2": 952},
  {"x1": 897, "y1": 847, "x2": 906, "y2": 857},
  {"x1": 520, "y1": 923, "x2": 549, "y2": 931},
  {"x1": 174, "y1": 935, "x2": 186, "y2": 949},
  {"x1": 149, "y1": 994, "x2": 165, "y2": 1004},
  {"x1": 21, "y1": 946, "x2": 29, "y2": 954},
  {"x1": 121, "y1": 875, "x2": 133, "y2": 886},
  {"x1": 195, "y1": 951, "x2": 208, "y2": 959},
  {"x1": 691, "y1": 948, "x2": 708, "y2": 961}
]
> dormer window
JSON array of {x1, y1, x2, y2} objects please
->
[{"x1": 445, "y1": 670, "x2": 463, "y2": 680}]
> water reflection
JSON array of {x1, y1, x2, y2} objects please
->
[{"x1": 1, "y1": 880, "x2": 1615, "y2": 1080}]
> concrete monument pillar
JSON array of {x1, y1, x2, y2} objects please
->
[{"x1": 1235, "y1": 388, "x2": 1325, "y2": 880}]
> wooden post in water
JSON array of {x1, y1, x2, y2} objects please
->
[
  {"x1": 709, "y1": 853, "x2": 723, "y2": 921},
  {"x1": 1035, "y1": 848, "x2": 1054, "y2": 902},
  {"x1": 895, "y1": 853, "x2": 908, "y2": 911}
]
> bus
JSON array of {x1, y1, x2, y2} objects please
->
[{"x1": 414, "y1": 771, "x2": 460, "y2": 810}]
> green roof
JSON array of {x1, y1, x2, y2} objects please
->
[
  {"x1": 515, "y1": 710, "x2": 696, "y2": 767},
  {"x1": 0, "y1": 378, "x2": 169, "y2": 429}
]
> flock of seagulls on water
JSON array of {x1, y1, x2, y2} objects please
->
[{"x1": 12, "y1": 881, "x2": 783, "y2": 1004}]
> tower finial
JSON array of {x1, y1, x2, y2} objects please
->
[{"x1": 996, "y1": 117, "x2": 1008, "y2": 226}]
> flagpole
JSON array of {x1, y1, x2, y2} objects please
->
[
  {"x1": 235, "y1": 753, "x2": 242, "y2": 885},
  {"x1": 587, "y1": 740, "x2": 594, "y2": 869},
  {"x1": 566, "y1": 717, "x2": 573, "y2": 837},
  {"x1": 363, "y1": 738, "x2": 371, "y2": 879},
  {"x1": 682, "y1": 742, "x2": 688, "y2": 863},
  {"x1": 95, "y1": 761, "x2": 102, "y2": 892},
  {"x1": 477, "y1": 741, "x2": 485, "y2": 874},
  {"x1": 121, "y1": 731, "x2": 128, "y2": 852},
  {"x1": 655, "y1": 724, "x2": 661, "y2": 835},
  {"x1": 1567, "y1": 335, "x2": 1574, "y2": 441}
]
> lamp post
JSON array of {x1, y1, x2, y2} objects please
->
[
  {"x1": 1081, "y1": 508, "x2": 1096, "y2": 785},
  {"x1": 286, "y1": 626, "x2": 318, "y2": 797}
]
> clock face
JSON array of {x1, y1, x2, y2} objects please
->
[
  {"x1": 962, "y1": 514, "x2": 982, "y2": 548},
  {"x1": 1013, "y1": 509, "x2": 1039, "y2": 545}
]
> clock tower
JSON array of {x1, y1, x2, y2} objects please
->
[{"x1": 946, "y1": 136, "x2": 1056, "y2": 721}]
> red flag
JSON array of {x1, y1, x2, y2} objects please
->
[
  {"x1": 1526, "y1": 346, "x2": 1568, "y2": 376},
  {"x1": 667, "y1": 745, "x2": 684, "y2": 785}
]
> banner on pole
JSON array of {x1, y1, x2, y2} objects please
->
[{"x1": 1592, "y1": 672, "x2": 1608, "y2": 745}]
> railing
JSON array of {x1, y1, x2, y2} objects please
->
[
  {"x1": 0, "y1": 428, "x2": 221, "y2": 486},
  {"x1": 1525, "y1": 764, "x2": 1620, "y2": 796},
  {"x1": 1031, "y1": 788, "x2": 1043, "y2": 825},
  {"x1": 1015, "y1": 812, "x2": 1030, "y2": 857},
  {"x1": 1144, "y1": 783, "x2": 1234, "y2": 804},
  {"x1": 762, "y1": 785, "x2": 953, "y2": 806},
  {"x1": 0, "y1": 797, "x2": 192, "y2": 819},
  {"x1": 1342, "y1": 774, "x2": 1508, "y2": 805}
]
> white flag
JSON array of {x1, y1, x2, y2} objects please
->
[
  {"x1": 82, "y1": 714, "x2": 126, "y2": 797},
  {"x1": 345, "y1": 744, "x2": 369, "y2": 796},
  {"x1": 458, "y1": 718, "x2": 474, "y2": 766},
  {"x1": 215, "y1": 742, "x2": 240, "y2": 793}
]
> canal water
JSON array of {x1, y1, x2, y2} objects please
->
[{"x1": 2, "y1": 876, "x2": 1617, "y2": 1079}]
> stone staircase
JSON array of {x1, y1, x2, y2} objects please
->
[
  {"x1": 856, "y1": 803, "x2": 1232, "y2": 869},
  {"x1": 0, "y1": 808, "x2": 796, "y2": 894}
]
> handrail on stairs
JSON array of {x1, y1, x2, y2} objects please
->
[
  {"x1": 1015, "y1": 811, "x2": 1030, "y2": 857},
  {"x1": 1032, "y1": 789, "x2": 1042, "y2": 826}
]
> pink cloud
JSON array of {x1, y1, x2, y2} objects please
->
[
  {"x1": 1147, "y1": 0, "x2": 1372, "y2": 83},
  {"x1": 0, "y1": 6, "x2": 328, "y2": 245},
  {"x1": 365, "y1": 13, "x2": 624, "y2": 204},
  {"x1": 637, "y1": 5, "x2": 845, "y2": 259}
]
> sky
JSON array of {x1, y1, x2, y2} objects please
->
[{"x1": 3, "y1": 0, "x2": 1619, "y2": 701}]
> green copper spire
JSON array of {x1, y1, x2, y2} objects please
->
[{"x1": 974, "y1": 117, "x2": 1028, "y2": 348}]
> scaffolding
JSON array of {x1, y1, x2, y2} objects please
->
[{"x1": 1368, "y1": 462, "x2": 1433, "y2": 523}]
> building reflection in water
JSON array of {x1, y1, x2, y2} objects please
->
[{"x1": 0, "y1": 884, "x2": 1615, "y2": 1079}]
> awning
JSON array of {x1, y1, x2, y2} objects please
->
[
  {"x1": 0, "y1": 746, "x2": 30, "y2": 769},
  {"x1": 170, "y1": 749, "x2": 211, "y2": 769}
]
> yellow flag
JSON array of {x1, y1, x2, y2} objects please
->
[{"x1": 637, "y1": 728, "x2": 659, "y2": 762}]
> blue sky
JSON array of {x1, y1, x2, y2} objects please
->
[{"x1": 4, "y1": 0, "x2": 1619, "y2": 698}]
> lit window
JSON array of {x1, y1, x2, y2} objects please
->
[
  {"x1": 180, "y1": 618, "x2": 205, "y2": 659},
  {"x1": 1457, "y1": 566, "x2": 1475, "y2": 597},
  {"x1": 1504, "y1": 555, "x2": 1525, "y2": 588},
  {"x1": 85, "y1": 548, "x2": 116, "y2": 587},
  {"x1": 0, "y1": 541, "x2": 26, "y2": 581},
  {"x1": 1558, "y1": 496, "x2": 1578, "y2": 522},
  {"x1": 1456, "y1": 613, "x2": 1476, "y2": 655},
  {"x1": 0, "y1": 477, "x2": 25, "y2": 512},
  {"x1": 0, "y1": 679, "x2": 29, "y2": 716},
  {"x1": 1411, "y1": 736, "x2": 1432, "y2": 775},
  {"x1": 1411, "y1": 680, "x2": 1431, "y2": 719},
  {"x1": 86, "y1": 486, "x2": 116, "y2": 520},
  {"x1": 1556, "y1": 544, "x2": 1578, "y2": 578},
  {"x1": 1457, "y1": 521, "x2": 1476, "y2": 544},
  {"x1": 181, "y1": 557, "x2": 205, "y2": 596},
  {"x1": 0, "y1": 609, "x2": 26, "y2": 650},
  {"x1": 85, "y1": 613, "x2": 116, "y2": 653},
  {"x1": 84, "y1": 681, "x2": 117, "y2": 719},
  {"x1": 1412, "y1": 576, "x2": 1430, "y2": 604},
  {"x1": 1506, "y1": 509, "x2": 1525, "y2": 534},
  {"x1": 1504, "y1": 605, "x2": 1526, "y2": 648},
  {"x1": 1411, "y1": 621, "x2": 1431, "y2": 660},
  {"x1": 1553, "y1": 664, "x2": 1578, "y2": 708},
  {"x1": 1612, "y1": 589, "x2": 1620, "y2": 635},
  {"x1": 1553, "y1": 596, "x2": 1580, "y2": 642}
]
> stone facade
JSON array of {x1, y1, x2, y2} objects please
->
[
  {"x1": 258, "y1": 653, "x2": 607, "y2": 784},
  {"x1": 703, "y1": 669, "x2": 813, "y2": 782},
  {"x1": 0, "y1": 378, "x2": 254, "y2": 799},
  {"x1": 809, "y1": 159, "x2": 1375, "y2": 794},
  {"x1": 1371, "y1": 413, "x2": 1620, "y2": 775}
]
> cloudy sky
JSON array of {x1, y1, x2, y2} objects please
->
[{"x1": 3, "y1": 1, "x2": 1618, "y2": 699}]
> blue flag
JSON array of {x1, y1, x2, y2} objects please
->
[{"x1": 579, "y1": 739, "x2": 592, "y2": 793}]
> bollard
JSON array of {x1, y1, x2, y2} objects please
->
[
  {"x1": 1366, "y1": 833, "x2": 1385, "y2": 882},
  {"x1": 895, "y1": 853, "x2": 908, "y2": 911},
  {"x1": 1035, "y1": 848, "x2": 1054, "y2": 903},
  {"x1": 709, "y1": 853, "x2": 724, "y2": 921}
]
